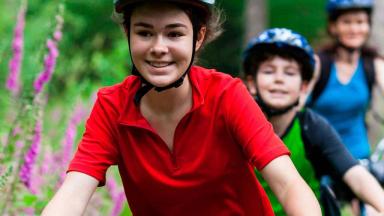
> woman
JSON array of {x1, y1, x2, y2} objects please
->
[
  {"x1": 42, "y1": 1, "x2": 320, "y2": 215},
  {"x1": 308, "y1": 0, "x2": 384, "y2": 160},
  {"x1": 307, "y1": 0, "x2": 384, "y2": 214}
]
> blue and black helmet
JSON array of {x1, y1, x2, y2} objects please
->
[
  {"x1": 243, "y1": 28, "x2": 315, "y2": 81},
  {"x1": 114, "y1": 0, "x2": 215, "y2": 13},
  {"x1": 326, "y1": 0, "x2": 373, "y2": 13}
]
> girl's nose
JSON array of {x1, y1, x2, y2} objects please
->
[{"x1": 150, "y1": 36, "x2": 168, "y2": 56}]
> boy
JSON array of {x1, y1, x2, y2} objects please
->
[{"x1": 243, "y1": 28, "x2": 384, "y2": 215}]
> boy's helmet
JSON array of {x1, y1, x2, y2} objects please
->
[
  {"x1": 243, "y1": 28, "x2": 315, "y2": 117},
  {"x1": 326, "y1": 0, "x2": 373, "y2": 13},
  {"x1": 243, "y1": 28, "x2": 315, "y2": 81},
  {"x1": 114, "y1": 0, "x2": 215, "y2": 13}
]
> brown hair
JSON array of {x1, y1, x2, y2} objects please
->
[{"x1": 114, "y1": 1, "x2": 223, "y2": 50}]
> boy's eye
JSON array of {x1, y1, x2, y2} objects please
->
[
  {"x1": 260, "y1": 69, "x2": 274, "y2": 74},
  {"x1": 285, "y1": 71, "x2": 294, "y2": 76},
  {"x1": 285, "y1": 70, "x2": 298, "y2": 76}
]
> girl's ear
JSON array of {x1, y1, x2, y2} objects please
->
[
  {"x1": 195, "y1": 26, "x2": 206, "y2": 51},
  {"x1": 245, "y1": 75, "x2": 257, "y2": 96}
]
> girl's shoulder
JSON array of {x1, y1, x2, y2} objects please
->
[{"x1": 191, "y1": 65, "x2": 242, "y2": 89}]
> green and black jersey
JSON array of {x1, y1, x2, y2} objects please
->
[{"x1": 256, "y1": 109, "x2": 358, "y2": 215}]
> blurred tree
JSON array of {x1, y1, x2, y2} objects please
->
[
  {"x1": 371, "y1": 0, "x2": 384, "y2": 54},
  {"x1": 245, "y1": 0, "x2": 266, "y2": 42},
  {"x1": 368, "y1": 0, "x2": 384, "y2": 146},
  {"x1": 199, "y1": 0, "x2": 246, "y2": 76},
  {"x1": 268, "y1": 0, "x2": 326, "y2": 45}
]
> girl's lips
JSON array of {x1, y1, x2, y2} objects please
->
[{"x1": 146, "y1": 61, "x2": 174, "y2": 68}]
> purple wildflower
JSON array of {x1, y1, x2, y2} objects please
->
[
  {"x1": 59, "y1": 105, "x2": 86, "y2": 183},
  {"x1": 33, "y1": 11, "x2": 64, "y2": 94},
  {"x1": 111, "y1": 192, "x2": 125, "y2": 216},
  {"x1": 6, "y1": 3, "x2": 26, "y2": 95},
  {"x1": 24, "y1": 207, "x2": 35, "y2": 216},
  {"x1": 33, "y1": 39, "x2": 59, "y2": 94},
  {"x1": 19, "y1": 121, "x2": 41, "y2": 192},
  {"x1": 106, "y1": 177, "x2": 126, "y2": 216}
]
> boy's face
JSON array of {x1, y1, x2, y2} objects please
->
[{"x1": 248, "y1": 56, "x2": 307, "y2": 110}]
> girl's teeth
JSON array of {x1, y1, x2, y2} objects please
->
[{"x1": 151, "y1": 62, "x2": 170, "y2": 67}]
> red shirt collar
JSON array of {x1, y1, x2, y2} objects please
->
[{"x1": 117, "y1": 66, "x2": 205, "y2": 128}]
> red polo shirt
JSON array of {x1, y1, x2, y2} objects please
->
[{"x1": 68, "y1": 66, "x2": 289, "y2": 216}]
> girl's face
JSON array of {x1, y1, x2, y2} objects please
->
[
  {"x1": 330, "y1": 11, "x2": 370, "y2": 49},
  {"x1": 255, "y1": 56, "x2": 305, "y2": 109},
  {"x1": 130, "y1": 3, "x2": 204, "y2": 87}
]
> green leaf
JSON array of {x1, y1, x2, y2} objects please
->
[{"x1": 22, "y1": 194, "x2": 38, "y2": 206}]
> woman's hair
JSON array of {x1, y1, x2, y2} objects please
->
[
  {"x1": 243, "y1": 45, "x2": 314, "y2": 82},
  {"x1": 327, "y1": 8, "x2": 372, "y2": 23},
  {"x1": 320, "y1": 43, "x2": 379, "y2": 59},
  {"x1": 114, "y1": 1, "x2": 223, "y2": 50}
]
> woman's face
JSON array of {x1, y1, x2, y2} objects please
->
[
  {"x1": 330, "y1": 11, "x2": 370, "y2": 49},
  {"x1": 130, "y1": 3, "x2": 203, "y2": 87},
  {"x1": 255, "y1": 56, "x2": 305, "y2": 110}
]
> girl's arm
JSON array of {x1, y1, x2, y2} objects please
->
[
  {"x1": 343, "y1": 165, "x2": 384, "y2": 213},
  {"x1": 260, "y1": 155, "x2": 321, "y2": 216},
  {"x1": 41, "y1": 171, "x2": 99, "y2": 216}
]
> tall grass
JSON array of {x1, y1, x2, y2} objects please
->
[{"x1": 0, "y1": 1, "x2": 128, "y2": 215}]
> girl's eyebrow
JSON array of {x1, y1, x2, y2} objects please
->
[{"x1": 133, "y1": 22, "x2": 188, "y2": 29}]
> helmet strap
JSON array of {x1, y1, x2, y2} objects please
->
[
  {"x1": 255, "y1": 92, "x2": 299, "y2": 118},
  {"x1": 336, "y1": 39, "x2": 360, "y2": 54}
]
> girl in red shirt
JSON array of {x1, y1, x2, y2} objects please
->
[{"x1": 42, "y1": 1, "x2": 321, "y2": 215}]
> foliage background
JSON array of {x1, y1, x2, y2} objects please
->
[{"x1": 0, "y1": 0, "x2": 382, "y2": 215}]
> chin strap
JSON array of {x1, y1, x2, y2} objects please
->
[
  {"x1": 133, "y1": 67, "x2": 190, "y2": 105},
  {"x1": 336, "y1": 40, "x2": 360, "y2": 54},
  {"x1": 254, "y1": 93, "x2": 299, "y2": 118}
]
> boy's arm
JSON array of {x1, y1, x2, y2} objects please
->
[
  {"x1": 343, "y1": 165, "x2": 384, "y2": 213},
  {"x1": 260, "y1": 155, "x2": 321, "y2": 216},
  {"x1": 42, "y1": 171, "x2": 99, "y2": 216}
]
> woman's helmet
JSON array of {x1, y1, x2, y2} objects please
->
[
  {"x1": 114, "y1": 0, "x2": 214, "y2": 13},
  {"x1": 326, "y1": 0, "x2": 374, "y2": 13},
  {"x1": 243, "y1": 28, "x2": 315, "y2": 82},
  {"x1": 242, "y1": 28, "x2": 315, "y2": 117},
  {"x1": 113, "y1": 0, "x2": 215, "y2": 104}
]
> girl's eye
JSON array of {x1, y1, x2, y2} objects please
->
[
  {"x1": 168, "y1": 31, "x2": 184, "y2": 38},
  {"x1": 137, "y1": 31, "x2": 152, "y2": 37}
]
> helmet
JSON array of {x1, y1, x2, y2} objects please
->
[
  {"x1": 326, "y1": 0, "x2": 373, "y2": 13},
  {"x1": 243, "y1": 28, "x2": 315, "y2": 81},
  {"x1": 243, "y1": 28, "x2": 315, "y2": 117},
  {"x1": 114, "y1": 0, "x2": 215, "y2": 13}
]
